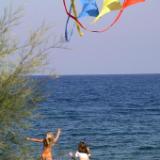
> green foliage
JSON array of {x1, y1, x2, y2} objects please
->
[{"x1": 0, "y1": 7, "x2": 63, "y2": 160}]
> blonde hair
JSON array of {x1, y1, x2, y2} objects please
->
[{"x1": 46, "y1": 132, "x2": 54, "y2": 145}]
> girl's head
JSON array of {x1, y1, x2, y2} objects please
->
[
  {"x1": 78, "y1": 141, "x2": 89, "y2": 154},
  {"x1": 45, "y1": 132, "x2": 54, "y2": 145}
]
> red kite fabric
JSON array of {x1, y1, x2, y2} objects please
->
[
  {"x1": 63, "y1": 0, "x2": 145, "y2": 35},
  {"x1": 123, "y1": 0, "x2": 145, "y2": 8}
]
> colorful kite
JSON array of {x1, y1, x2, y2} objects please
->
[
  {"x1": 93, "y1": 0, "x2": 122, "y2": 23},
  {"x1": 63, "y1": 0, "x2": 145, "y2": 41},
  {"x1": 65, "y1": 0, "x2": 99, "y2": 41}
]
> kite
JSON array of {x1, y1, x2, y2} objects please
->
[
  {"x1": 93, "y1": 0, "x2": 122, "y2": 23},
  {"x1": 63, "y1": 0, "x2": 145, "y2": 41},
  {"x1": 70, "y1": 0, "x2": 83, "y2": 37},
  {"x1": 79, "y1": 0, "x2": 99, "y2": 17},
  {"x1": 65, "y1": 0, "x2": 99, "y2": 41}
]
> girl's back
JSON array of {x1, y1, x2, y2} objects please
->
[
  {"x1": 75, "y1": 141, "x2": 91, "y2": 160},
  {"x1": 75, "y1": 151, "x2": 90, "y2": 160}
]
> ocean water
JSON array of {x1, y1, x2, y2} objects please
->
[{"x1": 30, "y1": 75, "x2": 160, "y2": 160}]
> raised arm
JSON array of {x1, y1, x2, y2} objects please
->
[
  {"x1": 26, "y1": 137, "x2": 43, "y2": 143},
  {"x1": 54, "y1": 128, "x2": 61, "y2": 143},
  {"x1": 87, "y1": 147, "x2": 91, "y2": 157}
]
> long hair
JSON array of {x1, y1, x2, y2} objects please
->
[
  {"x1": 45, "y1": 132, "x2": 54, "y2": 145},
  {"x1": 78, "y1": 142, "x2": 89, "y2": 154}
]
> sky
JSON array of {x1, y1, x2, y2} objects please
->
[{"x1": 0, "y1": 0, "x2": 160, "y2": 75}]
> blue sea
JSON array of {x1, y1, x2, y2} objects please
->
[{"x1": 30, "y1": 75, "x2": 160, "y2": 160}]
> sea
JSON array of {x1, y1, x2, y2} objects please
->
[{"x1": 29, "y1": 74, "x2": 160, "y2": 160}]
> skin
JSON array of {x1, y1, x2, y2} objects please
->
[{"x1": 27, "y1": 128, "x2": 61, "y2": 160}]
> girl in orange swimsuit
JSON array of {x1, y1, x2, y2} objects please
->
[{"x1": 27, "y1": 128, "x2": 61, "y2": 160}]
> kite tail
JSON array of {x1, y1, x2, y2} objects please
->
[
  {"x1": 65, "y1": 5, "x2": 74, "y2": 41},
  {"x1": 63, "y1": 0, "x2": 88, "y2": 30},
  {"x1": 70, "y1": 0, "x2": 84, "y2": 37}
]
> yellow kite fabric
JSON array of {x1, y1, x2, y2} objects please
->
[
  {"x1": 63, "y1": 0, "x2": 145, "y2": 39},
  {"x1": 94, "y1": 0, "x2": 122, "y2": 23},
  {"x1": 71, "y1": 0, "x2": 84, "y2": 37}
]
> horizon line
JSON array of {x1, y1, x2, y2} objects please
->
[{"x1": 30, "y1": 73, "x2": 160, "y2": 77}]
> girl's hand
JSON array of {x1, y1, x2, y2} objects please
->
[
  {"x1": 69, "y1": 152, "x2": 73, "y2": 157},
  {"x1": 58, "y1": 128, "x2": 61, "y2": 132},
  {"x1": 69, "y1": 152, "x2": 76, "y2": 160},
  {"x1": 26, "y1": 137, "x2": 30, "y2": 141}
]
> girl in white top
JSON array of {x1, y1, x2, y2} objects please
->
[{"x1": 70, "y1": 141, "x2": 91, "y2": 160}]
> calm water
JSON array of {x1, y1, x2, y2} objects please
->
[{"x1": 30, "y1": 75, "x2": 160, "y2": 160}]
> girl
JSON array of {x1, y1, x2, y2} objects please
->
[
  {"x1": 69, "y1": 141, "x2": 91, "y2": 160},
  {"x1": 27, "y1": 128, "x2": 61, "y2": 160}
]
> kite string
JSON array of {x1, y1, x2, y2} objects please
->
[{"x1": 63, "y1": 0, "x2": 127, "y2": 33}]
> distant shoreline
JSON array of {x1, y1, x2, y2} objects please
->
[{"x1": 30, "y1": 73, "x2": 160, "y2": 77}]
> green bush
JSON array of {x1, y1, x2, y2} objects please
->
[{"x1": 0, "y1": 7, "x2": 63, "y2": 160}]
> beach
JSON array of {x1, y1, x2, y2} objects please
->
[{"x1": 29, "y1": 74, "x2": 160, "y2": 159}]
